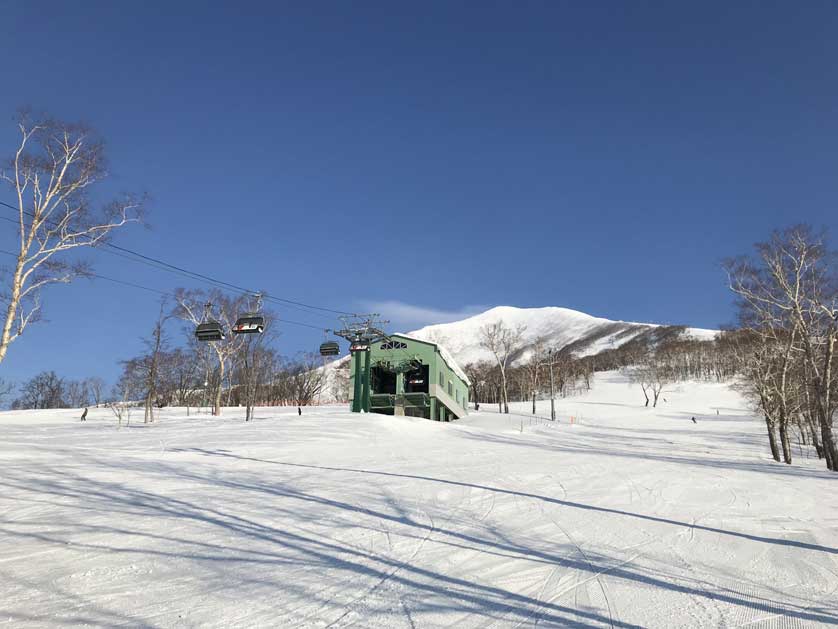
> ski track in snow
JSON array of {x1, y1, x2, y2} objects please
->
[{"x1": 1, "y1": 373, "x2": 837, "y2": 628}]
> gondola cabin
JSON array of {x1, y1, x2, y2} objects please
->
[
  {"x1": 232, "y1": 315, "x2": 265, "y2": 335},
  {"x1": 195, "y1": 321, "x2": 225, "y2": 342},
  {"x1": 320, "y1": 341, "x2": 340, "y2": 356}
]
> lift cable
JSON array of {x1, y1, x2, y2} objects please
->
[
  {"x1": 0, "y1": 199, "x2": 356, "y2": 317},
  {"x1": 88, "y1": 243, "x2": 332, "y2": 320},
  {"x1": 0, "y1": 248, "x2": 328, "y2": 331}
]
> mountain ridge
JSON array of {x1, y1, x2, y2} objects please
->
[{"x1": 404, "y1": 305, "x2": 717, "y2": 367}]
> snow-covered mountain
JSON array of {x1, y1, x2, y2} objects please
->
[
  {"x1": 405, "y1": 305, "x2": 717, "y2": 366},
  {"x1": 319, "y1": 305, "x2": 716, "y2": 401}
]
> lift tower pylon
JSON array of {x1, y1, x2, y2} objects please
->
[{"x1": 332, "y1": 314, "x2": 390, "y2": 413}]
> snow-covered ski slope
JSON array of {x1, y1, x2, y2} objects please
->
[
  {"x1": 1, "y1": 373, "x2": 836, "y2": 628},
  {"x1": 407, "y1": 306, "x2": 718, "y2": 366}
]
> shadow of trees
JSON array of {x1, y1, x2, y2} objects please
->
[
  {"x1": 2, "y1": 447, "x2": 835, "y2": 627},
  {"x1": 458, "y1": 425, "x2": 838, "y2": 481}
]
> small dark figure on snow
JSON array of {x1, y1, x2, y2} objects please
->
[
  {"x1": 298, "y1": 406, "x2": 302, "y2": 416},
  {"x1": 475, "y1": 402, "x2": 480, "y2": 411},
  {"x1": 691, "y1": 416, "x2": 697, "y2": 424},
  {"x1": 81, "y1": 407, "x2": 88, "y2": 422}
]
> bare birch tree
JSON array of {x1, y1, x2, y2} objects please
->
[
  {"x1": 725, "y1": 225, "x2": 838, "y2": 471},
  {"x1": 142, "y1": 303, "x2": 169, "y2": 423},
  {"x1": 623, "y1": 363, "x2": 653, "y2": 407},
  {"x1": 64, "y1": 379, "x2": 90, "y2": 408},
  {"x1": 173, "y1": 288, "x2": 247, "y2": 416},
  {"x1": 729, "y1": 331, "x2": 787, "y2": 462},
  {"x1": 524, "y1": 338, "x2": 546, "y2": 414},
  {"x1": 479, "y1": 321, "x2": 526, "y2": 413},
  {"x1": 647, "y1": 361, "x2": 671, "y2": 408},
  {"x1": 169, "y1": 347, "x2": 201, "y2": 413},
  {"x1": 463, "y1": 361, "x2": 494, "y2": 407},
  {"x1": 0, "y1": 111, "x2": 144, "y2": 364},
  {"x1": 233, "y1": 318, "x2": 277, "y2": 421},
  {"x1": 288, "y1": 353, "x2": 327, "y2": 406},
  {"x1": 86, "y1": 377, "x2": 106, "y2": 407}
]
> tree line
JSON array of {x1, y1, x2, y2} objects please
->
[
  {"x1": 465, "y1": 322, "x2": 737, "y2": 413},
  {"x1": 8, "y1": 289, "x2": 334, "y2": 421},
  {"x1": 114, "y1": 290, "x2": 332, "y2": 423},
  {"x1": 8, "y1": 372, "x2": 105, "y2": 410}
]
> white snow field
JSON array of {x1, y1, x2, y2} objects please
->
[{"x1": 1, "y1": 373, "x2": 837, "y2": 628}]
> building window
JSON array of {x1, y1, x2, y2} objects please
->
[
  {"x1": 380, "y1": 341, "x2": 407, "y2": 350},
  {"x1": 456, "y1": 390, "x2": 459, "y2": 403},
  {"x1": 439, "y1": 371, "x2": 444, "y2": 386},
  {"x1": 448, "y1": 381, "x2": 453, "y2": 396}
]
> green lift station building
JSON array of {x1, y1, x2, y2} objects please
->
[{"x1": 348, "y1": 334, "x2": 470, "y2": 421}]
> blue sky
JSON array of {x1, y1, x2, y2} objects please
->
[{"x1": 2, "y1": 1, "x2": 838, "y2": 387}]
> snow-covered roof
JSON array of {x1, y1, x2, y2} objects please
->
[{"x1": 393, "y1": 333, "x2": 471, "y2": 386}]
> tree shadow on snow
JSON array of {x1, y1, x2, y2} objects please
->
[
  {"x1": 0, "y1": 463, "x2": 638, "y2": 628},
  {"x1": 460, "y1": 428, "x2": 838, "y2": 481},
  {"x1": 200, "y1": 448, "x2": 838, "y2": 554},
  {"x1": 1, "y1": 452, "x2": 836, "y2": 627}
]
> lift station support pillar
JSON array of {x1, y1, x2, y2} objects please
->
[
  {"x1": 351, "y1": 349, "x2": 365, "y2": 413},
  {"x1": 362, "y1": 348, "x2": 372, "y2": 413},
  {"x1": 333, "y1": 314, "x2": 390, "y2": 415}
]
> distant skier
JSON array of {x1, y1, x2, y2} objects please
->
[
  {"x1": 475, "y1": 402, "x2": 480, "y2": 411},
  {"x1": 691, "y1": 416, "x2": 697, "y2": 424},
  {"x1": 80, "y1": 407, "x2": 88, "y2": 422},
  {"x1": 298, "y1": 406, "x2": 302, "y2": 416}
]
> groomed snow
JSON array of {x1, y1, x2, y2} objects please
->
[{"x1": 1, "y1": 373, "x2": 836, "y2": 628}]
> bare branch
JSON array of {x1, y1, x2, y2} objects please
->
[{"x1": 0, "y1": 111, "x2": 145, "y2": 364}]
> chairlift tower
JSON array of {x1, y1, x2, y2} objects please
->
[{"x1": 332, "y1": 314, "x2": 390, "y2": 413}]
